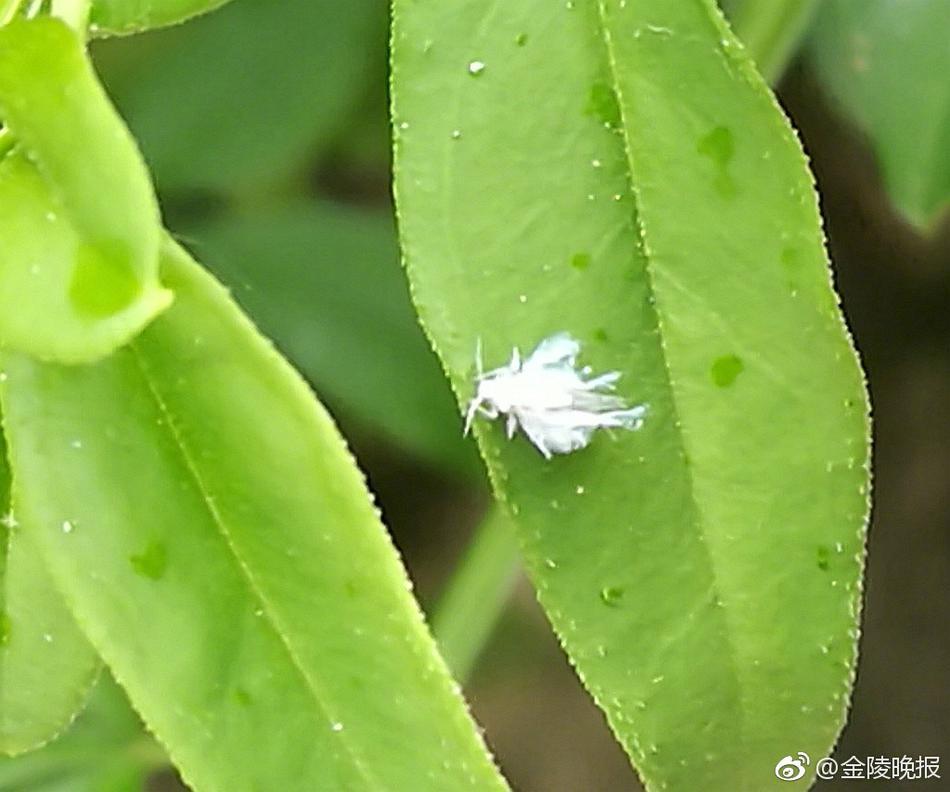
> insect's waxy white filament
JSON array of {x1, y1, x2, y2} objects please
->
[{"x1": 464, "y1": 332, "x2": 647, "y2": 459}]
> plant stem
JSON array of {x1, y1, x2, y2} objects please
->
[
  {"x1": 729, "y1": 0, "x2": 823, "y2": 85},
  {"x1": 432, "y1": 507, "x2": 521, "y2": 683}
]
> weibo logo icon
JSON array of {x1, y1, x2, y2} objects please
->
[{"x1": 775, "y1": 752, "x2": 810, "y2": 782}]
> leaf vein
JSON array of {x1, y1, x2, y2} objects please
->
[
  {"x1": 127, "y1": 342, "x2": 381, "y2": 791},
  {"x1": 593, "y1": 0, "x2": 747, "y2": 765}
]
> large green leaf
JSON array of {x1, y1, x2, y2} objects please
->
[
  {"x1": 0, "y1": 674, "x2": 159, "y2": 792},
  {"x1": 89, "y1": 0, "x2": 231, "y2": 37},
  {"x1": 0, "y1": 237, "x2": 507, "y2": 791},
  {"x1": 0, "y1": 423, "x2": 99, "y2": 757},
  {"x1": 189, "y1": 202, "x2": 481, "y2": 478},
  {"x1": 391, "y1": 0, "x2": 870, "y2": 789},
  {"x1": 0, "y1": 18, "x2": 170, "y2": 363},
  {"x1": 97, "y1": 0, "x2": 382, "y2": 195},
  {"x1": 808, "y1": 0, "x2": 950, "y2": 229}
]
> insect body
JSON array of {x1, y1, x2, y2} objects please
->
[{"x1": 464, "y1": 332, "x2": 647, "y2": 459}]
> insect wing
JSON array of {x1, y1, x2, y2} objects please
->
[
  {"x1": 509, "y1": 366, "x2": 579, "y2": 411},
  {"x1": 515, "y1": 408, "x2": 597, "y2": 457},
  {"x1": 571, "y1": 389, "x2": 629, "y2": 412},
  {"x1": 523, "y1": 332, "x2": 581, "y2": 370}
]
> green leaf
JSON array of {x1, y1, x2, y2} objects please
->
[
  {"x1": 0, "y1": 412, "x2": 100, "y2": 758},
  {"x1": 391, "y1": 1, "x2": 870, "y2": 790},
  {"x1": 808, "y1": 0, "x2": 950, "y2": 229},
  {"x1": 89, "y1": 0, "x2": 231, "y2": 37},
  {"x1": 0, "y1": 527, "x2": 100, "y2": 758},
  {"x1": 0, "y1": 18, "x2": 170, "y2": 363},
  {"x1": 189, "y1": 202, "x2": 481, "y2": 478},
  {"x1": 96, "y1": 0, "x2": 383, "y2": 195},
  {"x1": 0, "y1": 237, "x2": 508, "y2": 791},
  {"x1": 0, "y1": 674, "x2": 160, "y2": 792}
]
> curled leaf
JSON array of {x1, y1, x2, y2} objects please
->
[{"x1": 0, "y1": 18, "x2": 170, "y2": 363}]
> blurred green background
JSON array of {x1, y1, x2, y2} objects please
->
[{"x1": 4, "y1": 0, "x2": 949, "y2": 789}]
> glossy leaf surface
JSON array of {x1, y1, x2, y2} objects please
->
[
  {"x1": 392, "y1": 0, "x2": 870, "y2": 789},
  {"x1": 0, "y1": 427, "x2": 99, "y2": 757},
  {"x1": 190, "y1": 203, "x2": 480, "y2": 478},
  {"x1": 0, "y1": 18, "x2": 170, "y2": 363},
  {"x1": 0, "y1": 239, "x2": 507, "y2": 791},
  {"x1": 90, "y1": 0, "x2": 231, "y2": 37},
  {"x1": 809, "y1": 0, "x2": 950, "y2": 229}
]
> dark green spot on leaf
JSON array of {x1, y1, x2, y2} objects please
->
[
  {"x1": 781, "y1": 246, "x2": 801, "y2": 272},
  {"x1": 586, "y1": 82, "x2": 621, "y2": 128},
  {"x1": 571, "y1": 252, "x2": 591, "y2": 270},
  {"x1": 0, "y1": 610, "x2": 10, "y2": 646},
  {"x1": 816, "y1": 545, "x2": 830, "y2": 571},
  {"x1": 710, "y1": 354, "x2": 744, "y2": 387},
  {"x1": 130, "y1": 540, "x2": 168, "y2": 581},
  {"x1": 515, "y1": 32, "x2": 528, "y2": 46},
  {"x1": 697, "y1": 126, "x2": 734, "y2": 166},
  {"x1": 697, "y1": 126, "x2": 736, "y2": 198}
]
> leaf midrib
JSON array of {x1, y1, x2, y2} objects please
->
[
  {"x1": 127, "y1": 342, "x2": 381, "y2": 791},
  {"x1": 593, "y1": 0, "x2": 748, "y2": 769}
]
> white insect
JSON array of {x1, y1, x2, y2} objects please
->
[{"x1": 463, "y1": 332, "x2": 647, "y2": 459}]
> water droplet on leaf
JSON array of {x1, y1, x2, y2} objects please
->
[{"x1": 600, "y1": 586, "x2": 624, "y2": 607}]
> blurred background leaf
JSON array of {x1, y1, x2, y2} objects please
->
[
  {"x1": 95, "y1": 0, "x2": 385, "y2": 198},
  {"x1": 806, "y1": 0, "x2": 950, "y2": 230}
]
